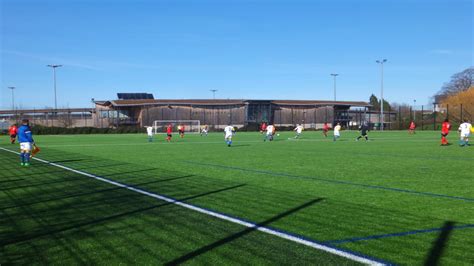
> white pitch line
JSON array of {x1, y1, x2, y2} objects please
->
[{"x1": 0, "y1": 147, "x2": 385, "y2": 265}]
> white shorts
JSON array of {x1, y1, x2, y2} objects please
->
[
  {"x1": 334, "y1": 132, "x2": 340, "y2": 136},
  {"x1": 20, "y1": 142, "x2": 32, "y2": 152},
  {"x1": 460, "y1": 133, "x2": 470, "y2": 138},
  {"x1": 225, "y1": 133, "x2": 233, "y2": 139}
]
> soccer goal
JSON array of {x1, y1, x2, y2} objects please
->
[{"x1": 153, "y1": 120, "x2": 201, "y2": 134}]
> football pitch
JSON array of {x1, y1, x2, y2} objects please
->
[{"x1": 1, "y1": 131, "x2": 473, "y2": 265}]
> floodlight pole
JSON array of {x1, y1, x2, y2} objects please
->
[
  {"x1": 47, "y1": 64, "x2": 63, "y2": 110},
  {"x1": 330, "y1": 74, "x2": 339, "y2": 101},
  {"x1": 413, "y1": 99, "x2": 416, "y2": 121},
  {"x1": 210, "y1": 89, "x2": 217, "y2": 99},
  {"x1": 376, "y1": 59, "x2": 387, "y2": 131},
  {"x1": 8, "y1": 86, "x2": 15, "y2": 111}
]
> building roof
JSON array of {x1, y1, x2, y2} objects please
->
[
  {"x1": 97, "y1": 99, "x2": 246, "y2": 107},
  {"x1": 0, "y1": 108, "x2": 94, "y2": 115},
  {"x1": 95, "y1": 99, "x2": 370, "y2": 107},
  {"x1": 271, "y1": 100, "x2": 370, "y2": 107}
]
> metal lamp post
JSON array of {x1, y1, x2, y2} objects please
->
[
  {"x1": 47, "y1": 64, "x2": 63, "y2": 110},
  {"x1": 376, "y1": 59, "x2": 387, "y2": 131},
  {"x1": 330, "y1": 73, "x2": 339, "y2": 101},
  {"x1": 7, "y1": 86, "x2": 15, "y2": 111},
  {"x1": 413, "y1": 99, "x2": 416, "y2": 121},
  {"x1": 210, "y1": 89, "x2": 217, "y2": 99}
]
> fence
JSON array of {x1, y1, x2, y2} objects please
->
[
  {"x1": 0, "y1": 109, "x2": 95, "y2": 128},
  {"x1": 390, "y1": 104, "x2": 472, "y2": 130}
]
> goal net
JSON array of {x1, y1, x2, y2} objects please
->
[{"x1": 153, "y1": 120, "x2": 201, "y2": 134}]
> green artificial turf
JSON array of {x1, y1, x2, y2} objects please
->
[{"x1": 1, "y1": 130, "x2": 473, "y2": 265}]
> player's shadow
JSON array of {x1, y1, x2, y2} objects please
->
[
  {"x1": 423, "y1": 221, "x2": 454, "y2": 266},
  {"x1": 230, "y1": 144, "x2": 250, "y2": 147},
  {"x1": 165, "y1": 198, "x2": 324, "y2": 265}
]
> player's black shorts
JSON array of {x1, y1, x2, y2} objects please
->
[
  {"x1": 360, "y1": 131, "x2": 367, "y2": 136},
  {"x1": 441, "y1": 132, "x2": 448, "y2": 137},
  {"x1": 10, "y1": 134, "x2": 16, "y2": 138},
  {"x1": 167, "y1": 134, "x2": 172, "y2": 137},
  {"x1": 179, "y1": 130, "x2": 184, "y2": 134}
]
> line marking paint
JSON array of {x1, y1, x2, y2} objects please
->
[
  {"x1": 0, "y1": 147, "x2": 387, "y2": 265},
  {"x1": 184, "y1": 161, "x2": 474, "y2": 202}
]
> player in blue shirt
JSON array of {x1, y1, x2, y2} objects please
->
[{"x1": 17, "y1": 119, "x2": 34, "y2": 166}]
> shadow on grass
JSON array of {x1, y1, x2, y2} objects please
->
[
  {"x1": 0, "y1": 175, "x2": 195, "y2": 211},
  {"x1": 424, "y1": 221, "x2": 455, "y2": 266},
  {"x1": 1, "y1": 184, "x2": 246, "y2": 247},
  {"x1": 165, "y1": 198, "x2": 324, "y2": 265}
]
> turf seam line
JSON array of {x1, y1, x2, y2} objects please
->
[
  {"x1": 325, "y1": 224, "x2": 474, "y2": 245},
  {"x1": 0, "y1": 147, "x2": 387, "y2": 266},
  {"x1": 183, "y1": 161, "x2": 474, "y2": 202}
]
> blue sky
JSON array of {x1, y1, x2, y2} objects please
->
[{"x1": 1, "y1": 0, "x2": 472, "y2": 109}]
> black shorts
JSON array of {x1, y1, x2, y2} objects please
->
[
  {"x1": 441, "y1": 133, "x2": 448, "y2": 137},
  {"x1": 10, "y1": 134, "x2": 16, "y2": 138},
  {"x1": 167, "y1": 134, "x2": 172, "y2": 137},
  {"x1": 360, "y1": 132, "x2": 367, "y2": 136},
  {"x1": 179, "y1": 130, "x2": 184, "y2": 134}
]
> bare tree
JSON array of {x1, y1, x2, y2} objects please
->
[{"x1": 434, "y1": 67, "x2": 473, "y2": 102}]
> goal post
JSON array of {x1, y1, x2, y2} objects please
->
[{"x1": 153, "y1": 120, "x2": 201, "y2": 134}]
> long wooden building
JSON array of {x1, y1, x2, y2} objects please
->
[{"x1": 93, "y1": 93, "x2": 371, "y2": 129}]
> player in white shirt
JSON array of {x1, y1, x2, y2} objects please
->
[
  {"x1": 293, "y1": 124, "x2": 304, "y2": 139},
  {"x1": 333, "y1": 123, "x2": 341, "y2": 141},
  {"x1": 201, "y1": 125, "x2": 209, "y2": 136},
  {"x1": 458, "y1": 119, "x2": 472, "y2": 147},
  {"x1": 146, "y1": 126, "x2": 154, "y2": 142},
  {"x1": 224, "y1": 125, "x2": 235, "y2": 147},
  {"x1": 264, "y1": 124, "x2": 275, "y2": 141}
]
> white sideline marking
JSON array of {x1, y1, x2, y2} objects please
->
[{"x1": 0, "y1": 146, "x2": 384, "y2": 265}]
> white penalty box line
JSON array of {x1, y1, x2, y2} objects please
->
[{"x1": 0, "y1": 147, "x2": 385, "y2": 266}]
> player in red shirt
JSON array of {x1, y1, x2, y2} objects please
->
[
  {"x1": 322, "y1": 122, "x2": 330, "y2": 138},
  {"x1": 166, "y1": 124, "x2": 172, "y2": 142},
  {"x1": 408, "y1": 121, "x2": 416, "y2": 134},
  {"x1": 441, "y1": 118, "x2": 451, "y2": 146},
  {"x1": 260, "y1": 122, "x2": 267, "y2": 134},
  {"x1": 9, "y1": 124, "x2": 18, "y2": 144}
]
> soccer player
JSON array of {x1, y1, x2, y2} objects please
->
[
  {"x1": 201, "y1": 124, "x2": 209, "y2": 136},
  {"x1": 224, "y1": 125, "x2": 235, "y2": 147},
  {"x1": 260, "y1": 122, "x2": 267, "y2": 134},
  {"x1": 356, "y1": 122, "x2": 369, "y2": 142},
  {"x1": 408, "y1": 121, "x2": 416, "y2": 134},
  {"x1": 9, "y1": 124, "x2": 18, "y2": 144},
  {"x1": 146, "y1": 126, "x2": 154, "y2": 142},
  {"x1": 293, "y1": 124, "x2": 304, "y2": 139},
  {"x1": 322, "y1": 122, "x2": 330, "y2": 138},
  {"x1": 440, "y1": 118, "x2": 451, "y2": 146},
  {"x1": 17, "y1": 119, "x2": 34, "y2": 166},
  {"x1": 458, "y1": 119, "x2": 472, "y2": 147},
  {"x1": 333, "y1": 123, "x2": 341, "y2": 141},
  {"x1": 264, "y1": 124, "x2": 275, "y2": 141},
  {"x1": 178, "y1": 124, "x2": 185, "y2": 138},
  {"x1": 166, "y1": 124, "x2": 173, "y2": 142}
]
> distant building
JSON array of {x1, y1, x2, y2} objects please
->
[{"x1": 93, "y1": 93, "x2": 371, "y2": 129}]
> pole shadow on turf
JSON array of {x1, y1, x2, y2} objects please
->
[
  {"x1": 165, "y1": 198, "x2": 324, "y2": 265},
  {"x1": 423, "y1": 221, "x2": 455, "y2": 266}
]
